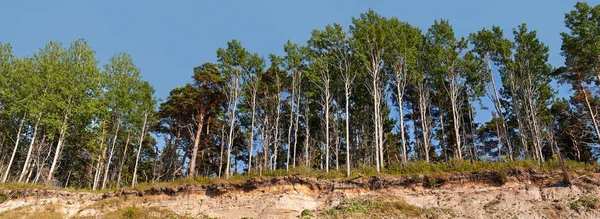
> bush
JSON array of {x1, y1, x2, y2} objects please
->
[
  {"x1": 0, "y1": 193, "x2": 7, "y2": 204},
  {"x1": 301, "y1": 209, "x2": 313, "y2": 218},
  {"x1": 122, "y1": 205, "x2": 139, "y2": 219}
]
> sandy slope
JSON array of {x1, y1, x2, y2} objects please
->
[{"x1": 1, "y1": 170, "x2": 599, "y2": 218}]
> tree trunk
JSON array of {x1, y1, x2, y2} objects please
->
[
  {"x1": 377, "y1": 92, "x2": 384, "y2": 169},
  {"x1": 92, "y1": 151, "x2": 104, "y2": 190},
  {"x1": 218, "y1": 124, "x2": 225, "y2": 178},
  {"x1": 2, "y1": 115, "x2": 25, "y2": 183},
  {"x1": 102, "y1": 121, "x2": 120, "y2": 189},
  {"x1": 485, "y1": 58, "x2": 513, "y2": 160},
  {"x1": 293, "y1": 88, "x2": 301, "y2": 169},
  {"x1": 262, "y1": 117, "x2": 270, "y2": 172},
  {"x1": 248, "y1": 92, "x2": 257, "y2": 173},
  {"x1": 345, "y1": 86, "x2": 352, "y2": 176},
  {"x1": 304, "y1": 101, "x2": 310, "y2": 167},
  {"x1": 116, "y1": 132, "x2": 131, "y2": 186},
  {"x1": 450, "y1": 95, "x2": 462, "y2": 160},
  {"x1": 225, "y1": 79, "x2": 240, "y2": 178},
  {"x1": 19, "y1": 115, "x2": 41, "y2": 182},
  {"x1": 286, "y1": 73, "x2": 296, "y2": 172},
  {"x1": 580, "y1": 81, "x2": 600, "y2": 142},
  {"x1": 324, "y1": 89, "x2": 330, "y2": 173},
  {"x1": 335, "y1": 125, "x2": 339, "y2": 171},
  {"x1": 93, "y1": 129, "x2": 106, "y2": 190},
  {"x1": 440, "y1": 108, "x2": 447, "y2": 162},
  {"x1": 373, "y1": 77, "x2": 380, "y2": 173},
  {"x1": 33, "y1": 135, "x2": 48, "y2": 184},
  {"x1": 272, "y1": 91, "x2": 281, "y2": 171},
  {"x1": 47, "y1": 111, "x2": 70, "y2": 183},
  {"x1": 189, "y1": 113, "x2": 204, "y2": 177},
  {"x1": 131, "y1": 113, "x2": 148, "y2": 188},
  {"x1": 418, "y1": 87, "x2": 430, "y2": 162}
]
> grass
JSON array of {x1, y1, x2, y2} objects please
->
[
  {"x1": 1, "y1": 158, "x2": 597, "y2": 192},
  {"x1": 97, "y1": 205, "x2": 208, "y2": 219},
  {"x1": 301, "y1": 209, "x2": 314, "y2": 218},
  {"x1": 570, "y1": 198, "x2": 599, "y2": 211},
  {"x1": 79, "y1": 197, "x2": 125, "y2": 211},
  {"x1": 0, "y1": 204, "x2": 65, "y2": 219},
  {"x1": 0, "y1": 193, "x2": 7, "y2": 204},
  {"x1": 317, "y1": 199, "x2": 435, "y2": 218},
  {"x1": 136, "y1": 157, "x2": 597, "y2": 189},
  {"x1": 0, "y1": 182, "x2": 108, "y2": 194}
]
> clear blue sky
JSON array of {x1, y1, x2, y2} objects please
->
[{"x1": 3, "y1": 0, "x2": 599, "y2": 123}]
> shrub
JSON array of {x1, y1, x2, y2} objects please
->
[{"x1": 0, "y1": 193, "x2": 7, "y2": 204}]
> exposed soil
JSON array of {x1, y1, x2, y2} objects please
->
[{"x1": 1, "y1": 169, "x2": 600, "y2": 218}]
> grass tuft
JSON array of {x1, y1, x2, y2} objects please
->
[{"x1": 319, "y1": 199, "x2": 431, "y2": 218}]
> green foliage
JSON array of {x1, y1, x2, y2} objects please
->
[
  {"x1": 571, "y1": 198, "x2": 599, "y2": 211},
  {"x1": 121, "y1": 205, "x2": 139, "y2": 219},
  {"x1": 319, "y1": 199, "x2": 428, "y2": 218},
  {"x1": 2, "y1": 4, "x2": 600, "y2": 191},
  {"x1": 301, "y1": 209, "x2": 313, "y2": 218},
  {"x1": 0, "y1": 193, "x2": 7, "y2": 204}
]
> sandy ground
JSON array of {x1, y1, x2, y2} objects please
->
[{"x1": 1, "y1": 172, "x2": 599, "y2": 218}]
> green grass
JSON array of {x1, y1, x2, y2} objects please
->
[
  {"x1": 0, "y1": 182, "x2": 109, "y2": 194},
  {"x1": 318, "y1": 199, "x2": 433, "y2": 218},
  {"x1": 570, "y1": 198, "x2": 599, "y2": 211},
  {"x1": 0, "y1": 193, "x2": 7, "y2": 204},
  {"x1": 1, "y1": 158, "x2": 597, "y2": 192},
  {"x1": 301, "y1": 209, "x2": 314, "y2": 218}
]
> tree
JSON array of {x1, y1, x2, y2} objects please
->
[
  {"x1": 242, "y1": 54, "x2": 264, "y2": 173},
  {"x1": 559, "y1": 2, "x2": 600, "y2": 142},
  {"x1": 385, "y1": 19, "x2": 422, "y2": 166},
  {"x1": 427, "y1": 19, "x2": 469, "y2": 160},
  {"x1": 217, "y1": 40, "x2": 248, "y2": 178},
  {"x1": 350, "y1": 10, "x2": 388, "y2": 171},
  {"x1": 100, "y1": 52, "x2": 141, "y2": 189},
  {"x1": 500, "y1": 24, "x2": 554, "y2": 162},
  {"x1": 283, "y1": 41, "x2": 303, "y2": 172},
  {"x1": 48, "y1": 39, "x2": 102, "y2": 184},
  {"x1": 187, "y1": 63, "x2": 225, "y2": 177},
  {"x1": 470, "y1": 26, "x2": 515, "y2": 160},
  {"x1": 131, "y1": 81, "x2": 156, "y2": 188}
]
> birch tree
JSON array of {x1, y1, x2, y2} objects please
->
[
  {"x1": 385, "y1": 20, "x2": 422, "y2": 166},
  {"x1": 48, "y1": 40, "x2": 101, "y2": 184},
  {"x1": 470, "y1": 27, "x2": 515, "y2": 160},
  {"x1": 217, "y1": 40, "x2": 248, "y2": 178},
  {"x1": 428, "y1": 19, "x2": 468, "y2": 160},
  {"x1": 350, "y1": 10, "x2": 388, "y2": 172}
]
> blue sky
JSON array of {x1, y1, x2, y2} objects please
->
[{"x1": 3, "y1": 0, "x2": 599, "y2": 123}]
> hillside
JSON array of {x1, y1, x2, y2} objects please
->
[{"x1": 1, "y1": 168, "x2": 600, "y2": 219}]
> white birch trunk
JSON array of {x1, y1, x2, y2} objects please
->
[
  {"x1": 2, "y1": 115, "x2": 25, "y2": 183},
  {"x1": 131, "y1": 113, "x2": 148, "y2": 188}
]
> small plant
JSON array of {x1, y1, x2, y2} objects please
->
[
  {"x1": 427, "y1": 178, "x2": 437, "y2": 188},
  {"x1": 319, "y1": 199, "x2": 428, "y2": 218},
  {"x1": 0, "y1": 193, "x2": 7, "y2": 204},
  {"x1": 301, "y1": 209, "x2": 313, "y2": 218},
  {"x1": 122, "y1": 205, "x2": 139, "y2": 219},
  {"x1": 494, "y1": 169, "x2": 508, "y2": 185},
  {"x1": 571, "y1": 198, "x2": 599, "y2": 211}
]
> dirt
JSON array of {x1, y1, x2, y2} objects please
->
[{"x1": 1, "y1": 170, "x2": 600, "y2": 218}]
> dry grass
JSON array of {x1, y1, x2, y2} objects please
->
[
  {"x1": 317, "y1": 199, "x2": 447, "y2": 218},
  {"x1": 0, "y1": 204, "x2": 65, "y2": 219},
  {"x1": 1, "y1": 158, "x2": 597, "y2": 192},
  {"x1": 86, "y1": 205, "x2": 206, "y2": 219}
]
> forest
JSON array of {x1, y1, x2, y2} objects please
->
[{"x1": 0, "y1": 2, "x2": 599, "y2": 190}]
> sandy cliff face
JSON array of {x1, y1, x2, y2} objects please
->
[{"x1": 1, "y1": 170, "x2": 599, "y2": 218}]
